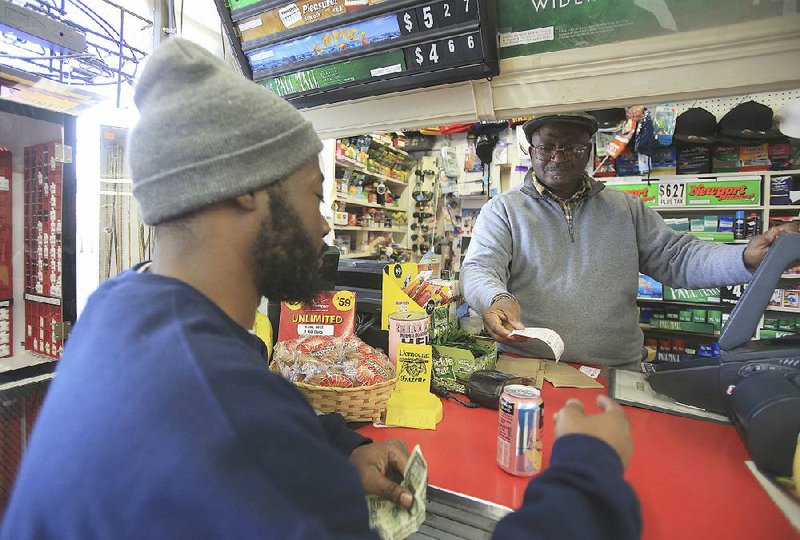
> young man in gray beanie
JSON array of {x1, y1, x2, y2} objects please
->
[{"x1": 1, "y1": 39, "x2": 639, "y2": 539}]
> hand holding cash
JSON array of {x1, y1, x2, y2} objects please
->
[{"x1": 367, "y1": 445, "x2": 428, "y2": 540}]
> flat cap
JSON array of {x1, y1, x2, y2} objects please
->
[{"x1": 522, "y1": 114, "x2": 599, "y2": 144}]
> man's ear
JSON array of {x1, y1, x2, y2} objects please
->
[{"x1": 234, "y1": 192, "x2": 258, "y2": 211}]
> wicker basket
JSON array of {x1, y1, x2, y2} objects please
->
[{"x1": 270, "y1": 362, "x2": 397, "y2": 422}]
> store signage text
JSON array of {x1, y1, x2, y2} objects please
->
[
  {"x1": 531, "y1": 0, "x2": 597, "y2": 12},
  {"x1": 313, "y1": 27, "x2": 369, "y2": 55},
  {"x1": 689, "y1": 184, "x2": 755, "y2": 202}
]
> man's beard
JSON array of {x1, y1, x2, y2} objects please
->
[{"x1": 252, "y1": 192, "x2": 327, "y2": 304}]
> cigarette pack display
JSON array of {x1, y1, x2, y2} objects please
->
[
  {"x1": 24, "y1": 299, "x2": 62, "y2": 359},
  {"x1": 0, "y1": 150, "x2": 11, "y2": 300},
  {"x1": 0, "y1": 301, "x2": 11, "y2": 359},
  {"x1": 24, "y1": 141, "x2": 64, "y2": 300}
]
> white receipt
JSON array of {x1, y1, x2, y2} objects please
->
[
  {"x1": 508, "y1": 327, "x2": 564, "y2": 362},
  {"x1": 579, "y1": 366, "x2": 601, "y2": 379}
]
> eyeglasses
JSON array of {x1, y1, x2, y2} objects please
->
[{"x1": 532, "y1": 144, "x2": 589, "y2": 161}]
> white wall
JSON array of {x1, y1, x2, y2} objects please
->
[{"x1": 302, "y1": 16, "x2": 800, "y2": 138}]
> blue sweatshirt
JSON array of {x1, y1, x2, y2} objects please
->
[{"x1": 0, "y1": 268, "x2": 640, "y2": 539}]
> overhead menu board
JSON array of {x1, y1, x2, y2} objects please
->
[{"x1": 215, "y1": 0, "x2": 499, "y2": 108}]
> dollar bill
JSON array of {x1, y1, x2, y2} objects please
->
[{"x1": 367, "y1": 445, "x2": 428, "y2": 540}]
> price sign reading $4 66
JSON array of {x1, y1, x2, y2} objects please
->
[{"x1": 658, "y1": 181, "x2": 686, "y2": 207}]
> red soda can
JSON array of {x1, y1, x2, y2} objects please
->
[{"x1": 497, "y1": 385, "x2": 543, "y2": 476}]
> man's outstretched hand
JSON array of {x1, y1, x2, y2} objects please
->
[
  {"x1": 554, "y1": 395, "x2": 634, "y2": 468},
  {"x1": 743, "y1": 223, "x2": 800, "y2": 270},
  {"x1": 482, "y1": 297, "x2": 528, "y2": 343}
]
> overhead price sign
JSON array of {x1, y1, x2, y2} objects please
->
[{"x1": 216, "y1": 0, "x2": 499, "y2": 108}]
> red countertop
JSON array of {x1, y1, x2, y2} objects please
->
[{"x1": 359, "y1": 381, "x2": 797, "y2": 539}]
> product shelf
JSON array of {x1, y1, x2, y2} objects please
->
[
  {"x1": 637, "y1": 298, "x2": 736, "y2": 310},
  {"x1": 334, "y1": 158, "x2": 409, "y2": 188},
  {"x1": 335, "y1": 197, "x2": 406, "y2": 212},
  {"x1": 369, "y1": 138, "x2": 409, "y2": 157},
  {"x1": 640, "y1": 323, "x2": 720, "y2": 337},
  {"x1": 335, "y1": 226, "x2": 407, "y2": 233},
  {"x1": 653, "y1": 205, "x2": 762, "y2": 212},
  {"x1": 765, "y1": 306, "x2": 800, "y2": 314}
]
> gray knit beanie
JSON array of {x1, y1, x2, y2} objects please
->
[{"x1": 129, "y1": 37, "x2": 322, "y2": 225}]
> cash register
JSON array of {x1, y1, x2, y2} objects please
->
[{"x1": 646, "y1": 232, "x2": 800, "y2": 475}]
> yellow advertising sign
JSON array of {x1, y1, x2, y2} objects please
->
[
  {"x1": 381, "y1": 262, "x2": 427, "y2": 330},
  {"x1": 384, "y1": 343, "x2": 443, "y2": 430}
]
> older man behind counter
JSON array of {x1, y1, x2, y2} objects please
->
[{"x1": 460, "y1": 113, "x2": 798, "y2": 369}]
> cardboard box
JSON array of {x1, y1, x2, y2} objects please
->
[
  {"x1": 692, "y1": 309, "x2": 707, "y2": 323},
  {"x1": 649, "y1": 319, "x2": 715, "y2": 335},
  {"x1": 759, "y1": 329, "x2": 795, "y2": 339},
  {"x1": 706, "y1": 310, "x2": 722, "y2": 332},
  {"x1": 762, "y1": 318, "x2": 778, "y2": 330},
  {"x1": 432, "y1": 337, "x2": 497, "y2": 394},
  {"x1": 778, "y1": 319, "x2": 796, "y2": 332}
]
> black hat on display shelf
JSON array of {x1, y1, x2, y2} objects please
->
[
  {"x1": 672, "y1": 107, "x2": 720, "y2": 145},
  {"x1": 717, "y1": 100, "x2": 785, "y2": 143},
  {"x1": 522, "y1": 113, "x2": 599, "y2": 144},
  {"x1": 586, "y1": 108, "x2": 627, "y2": 131}
]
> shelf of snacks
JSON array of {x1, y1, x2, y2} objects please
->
[
  {"x1": 368, "y1": 134, "x2": 409, "y2": 157},
  {"x1": 335, "y1": 196, "x2": 406, "y2": 212},
  {"x1": 334, "y1": 158, "x2": 409, "y2": 188},
  {"x1": 332, "y1": 135, "x2": 417, "y2": 259},
  {"x1": 336, "y1": 226, "x2": 407, "y2": 233}
]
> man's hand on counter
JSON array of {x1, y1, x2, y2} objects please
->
[
  {"x1": 482, "y1": 297, "x2": 528, "y2": 343},
  {"x1": 554, "y1": 395, "x2": 634, "y2": 468},
  {"x1": 349, "y1": 439, "x2": 414, "y2": 511}
]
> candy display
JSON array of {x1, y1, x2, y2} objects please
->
[{"x1": 272, "y1": 335, "x2": 395, "y2": 388}]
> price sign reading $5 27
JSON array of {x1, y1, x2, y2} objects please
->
[
  {"x1": 398, "y1": 0, "x2": 476, "y2": 35},
  {"x1": 658, "y1": 181, "x2": 686, "y2": 207}
]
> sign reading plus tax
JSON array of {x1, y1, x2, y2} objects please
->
[{"x1": 217, "y1": 0, "x2": 499, "y2": 108}]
